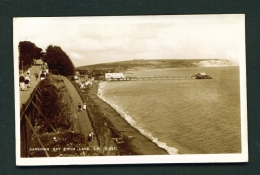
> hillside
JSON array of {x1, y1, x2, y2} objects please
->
[{"x1": 77, "y1": 59, "x2": 238, "y2": 71}]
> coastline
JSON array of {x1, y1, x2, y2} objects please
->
[
  {"x1": 87, "y1": 80, "x2": 169, "y2": 155},
  {"x1": 98, "y1": 82, "x2": 179, "y2": 155}
]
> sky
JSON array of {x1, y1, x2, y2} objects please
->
[{"x1": 13, "y1": 15, "x2": 245, "y2": 67}]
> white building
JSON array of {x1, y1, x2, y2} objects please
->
[{"x1": 105, "y1": 73, "x2": 125, "y2": 80}]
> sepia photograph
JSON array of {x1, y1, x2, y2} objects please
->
[{"x1": 14, "y1": 14, "x2": 247, "y2": 165}]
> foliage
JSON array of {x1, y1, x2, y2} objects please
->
[
  {"x1": 50, "y1": 69, "x2": 60, "y2": 75},
  {"x1": 30, "y1": 130, "x2": 92, "y2": 157},
  {"x1": 43, "y1": 45, "x2": 75, "y2": 76},
  {"x1": 18, "y1": 41, "x2": 43, "y2": 70},
  {"x1": 31, "y1": 75, "x2": 100, "y2": 157},
  {"x1": 75, "y1": 68, "x2": 90, "y2": 75},
  {"x1": 38, "y1": 74, "x2": 74, "y2": 133},
  {"x1": 75, "y1": 68, "x2": 108, "y2": 80}
]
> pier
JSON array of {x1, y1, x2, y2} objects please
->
[{"x1": 106, "y1": 75, "x2": 193, "y2": 81}]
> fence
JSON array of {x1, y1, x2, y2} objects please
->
[{"x1": 20, "y1": 81, "x2": 52, "y2": 157}]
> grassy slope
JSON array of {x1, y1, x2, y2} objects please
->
[
  {"x1": 30, "y1": 74, "x2": 90, "y2": 157},
  {"x1": 76, "y1": 59, "x2": 223, "y2": 70}
]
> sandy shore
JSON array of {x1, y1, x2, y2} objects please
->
[{"x1": 85, "y1": 80, "x2": 169, "y2": 155}]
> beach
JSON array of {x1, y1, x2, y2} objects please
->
[{"x1": 84, "y1": 80, "x2": 169, "y2": 155}]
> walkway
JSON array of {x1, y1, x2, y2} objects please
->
[
  {"x1": 19, "y1": 64, "x2": 42, "y2": 108},
  {"x1": 62, "y1": 76, "x2": 98, "y2": 147}
]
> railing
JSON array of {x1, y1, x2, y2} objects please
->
[{"x1": 20, "y1": 81, "x2": 53, "y2": 157}]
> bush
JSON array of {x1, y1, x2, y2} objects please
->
[
  {"x1": 51, "y1": 69, "x2": 60, "y2": 75},
  {"x1": 38, "y1": 74, "x2": 74, "y2": 133},
  {"x1": 44, "y1": 45, "x2": 75, "y2": 76}
]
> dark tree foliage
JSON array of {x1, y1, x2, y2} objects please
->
[
  {"x1": 18, "y1": 41, "x2": 43, "y2": 70},
  {"x1": 75, "y1": 69, "x2": 89, "y2": 75},
  {"x1": 43, "y1": 45, "x2": 75, "y2": 76},
  {"x1": 50, "y1": 69, "x2": 60, "y2": 75},
  {"x1": 38, "y1": 75, "x2": 74, "y2": 133}
]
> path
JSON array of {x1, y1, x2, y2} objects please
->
[
  {"x1": 61, "y1": 76, "x2": 98, "y2": 148},
  {"x1": 19, "y1": 63, "x2": 42, "y2": 108}
]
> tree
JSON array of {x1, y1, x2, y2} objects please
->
[
  {"x1": 43, "y1": 45, "x2": 75, "y2": 76},
  {"x1": 18, "y1": 41, "x2": 43, "y2": 70}
]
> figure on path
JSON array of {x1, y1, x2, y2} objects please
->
[
  {"x1": 78, "y1": 103, "x2": 82, "y2": 112},
  {"x1": 34, "y1": 71, "x2": 38, "y2": 81},
  {"x1": 40, "y1": 72, "x2": 46, "y2": 80},
  {"x1": 25, "y1": 73, "x2": 31, "y2": 89},
  {"x1": 19, "y1": 74, "x2": 26, "y2": 91},
  {"x1": 91, "y1": 131, "x2": 94, "y2": 141},
  {"x1": 88, "y1": 132, "x2": 92, "y2": 142},
  {"x1": 83, "y1": 102, "x2": 86, "y2": 111}
]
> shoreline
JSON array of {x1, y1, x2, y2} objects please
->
[
  {"x1": 87, "y1": 80, "x2": 169, "y2": 155},
  {"x1": 98, "y1": 82, "x2": 179, "y2": 155}
]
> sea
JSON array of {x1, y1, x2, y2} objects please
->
[{"x1": 97, "y1": 66, "x2": 241, "y2": 154}]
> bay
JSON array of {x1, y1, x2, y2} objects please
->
[{"x1": 98, "y1": 67, "x2": 241, "y2": 154}]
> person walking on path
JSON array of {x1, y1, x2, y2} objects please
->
[
  {"x1": 40, "y1": 71, "x2": 46, "y2": 80},
  {"x1": 78, "y1": 103, "x2": 82, "y2": 112},
  {"x1": 19, "y1": 74, "x2": 26, "y2": 91},
  {"x1": 24, "y1": 73, "x2": 31, "y2": 89},
  {"x1": 88, "y1": 132, "x2": 92, "y2": 142},
  {"x1": 91, "y1": 131, "x2": 94, "y2": 141},
  {"x1": 83, "y1": 102, "x2": 86, "y2": 111},
  {"x1": 34, "y1": 71, "x2": 38, "y2": 81},
  {"x1": 27, "y1": 69, "x2": 30, "y2": 75}
]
